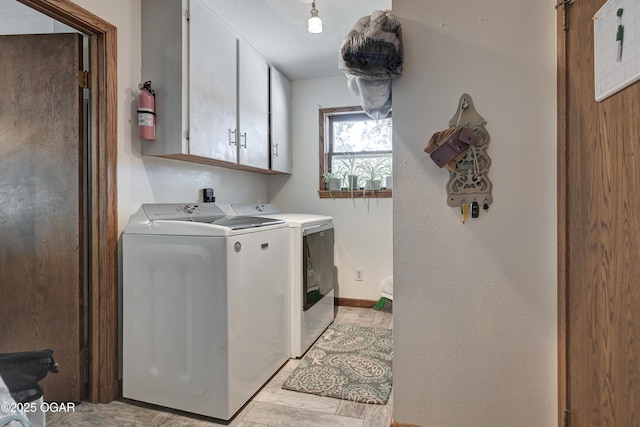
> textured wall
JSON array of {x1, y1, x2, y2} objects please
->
[{"x1": 391, "y1": 1, "x2": 557, "y2": 425}]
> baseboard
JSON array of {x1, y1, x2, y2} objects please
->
[
  {"x1": 336, "y1": 297, "x2": 378, "y2": 308},
  {"x1": 391, "y1": 422, "x2": 422, "y2": 427}
]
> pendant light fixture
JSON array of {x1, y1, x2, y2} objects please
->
[{"x1": 308, "y1": 1, "x2": 322, "y2": 33}]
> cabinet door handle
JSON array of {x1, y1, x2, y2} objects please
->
[
  {"x1": 273, "y1": 143, "x2": 279, "y2": 157},
  {"x1": 240, "y1": 132, "x2": 247, "y2": 148},
  {"x1": 228, "y1": 129, "x2": 237, "y2": 145}
]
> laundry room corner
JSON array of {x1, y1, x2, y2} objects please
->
[{"x1": 269, "y1": 75, "x2": 393, "y2": 304}]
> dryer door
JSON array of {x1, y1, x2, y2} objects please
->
[{"x1": 302, "y1": 226, "x2": 334, "y2": 311}]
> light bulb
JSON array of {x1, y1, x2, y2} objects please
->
[
  {"x1": 308, "y1": 2, "x2": 322, "y2": 33},
  {"x1": 308, "y1": 16, "x2": 322, "y2": 33}
]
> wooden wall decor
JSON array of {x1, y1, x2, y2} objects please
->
[{"x1": 446, "y1": 94, "x2": 493, "y2": 208}]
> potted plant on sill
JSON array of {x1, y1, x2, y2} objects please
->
[
  {"x1": 358, "y1": 157, "x2": 391, "y2": 196},
  {"x1": 323, "y1": 172, "x2": 342, "y2": 191},
  {"x1": 380, "y1": 158, "x2": 393, "y2": 190},
  {"x1": 336, "y1": 154, "x2": 360, "y2": 197},
  {"x1": 323, "y1": 172, "x2": 343, "y2": 199}
]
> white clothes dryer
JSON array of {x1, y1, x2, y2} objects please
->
[
  {"x1": 229, "y1": 204, "x2": 335, "y2": 358},
  {"x1": 122, "y1": 203, "x2": 289, "y2": 420}
]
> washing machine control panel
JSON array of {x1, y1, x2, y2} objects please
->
[
  {"x1": 141, "y1": 203, "x2": 225, "y2": 221},
  {"x1": 183, "y1": 204, "x2": 198, "y2": 214}
]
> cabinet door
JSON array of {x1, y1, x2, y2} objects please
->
[
  {"x1": 141, "y1": 0, "x2": 187, "y2": 157},
  {"x1": 237, "y1": 39, "x2": 269, "y2": 169},
  {"x1": 189, "y1": 0, "x2": 237, "y2": 162},
  {"x1": 270, "y1": 67, "x2": 292, "y2": 174}
]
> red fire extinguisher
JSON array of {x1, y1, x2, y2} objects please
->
[{"x1": 137, "y1": 81, "x2": 156, "y2": 141}]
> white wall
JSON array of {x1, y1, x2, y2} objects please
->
[
  {"x1": 269, "y1": 76, "x2": 393, "y2": 301},
  {"x1": 69, "y1": 0, "x2": 269, "y2": 231},
  {"x1": 392, "y1": 1, "x2": 557, "y2": 426}
]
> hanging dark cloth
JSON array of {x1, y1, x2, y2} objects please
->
[
  {"x1": 0, "y1": 350, "x2": 58, "y2": 404},
  {"x1": 339, "y1": 10, "x2": 403, "y2": 80},
  {"x1": 339, "y1": 10, "x2": 403, "y2": 119}
]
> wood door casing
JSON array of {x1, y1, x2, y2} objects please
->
[
  {"x1": 16, "y1": 0, "x2": 119, "y2": 403},
  {"x1": 0, "y1": 33, "x2": 84, "y2": 401},
  {"x1": 559, "y1": 0, "x2": 640, "y2": 425}
]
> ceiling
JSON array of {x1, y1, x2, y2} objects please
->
[
  {"x1": 201, "y1": 0, "x2": 392, "y2": 81},
  {"x1": 2, "y1": 0, "x2": 391, "y2": 81}
]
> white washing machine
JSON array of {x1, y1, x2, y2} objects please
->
[
  {"x1": 230, "y1": 204, "x2": 335, "y2": 358},
  {"x1": 122, "y1": 203, "x2": 289, "y2": 420}
]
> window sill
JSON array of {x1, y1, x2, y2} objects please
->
[{"x1": 318, "y1": 189, "x2": 392, "y2": 199}]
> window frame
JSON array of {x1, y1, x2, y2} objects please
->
[{"x1": 318, "y1": 106, "x2": 392, "y2": 199}]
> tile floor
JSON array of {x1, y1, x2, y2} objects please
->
[{"x1": 46, "y1": 306, "x2": 393, "y2": 427}]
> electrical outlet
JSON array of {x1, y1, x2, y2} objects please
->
[{"x1": 355, "y1": 268, "x2": 364, "y2": 281}]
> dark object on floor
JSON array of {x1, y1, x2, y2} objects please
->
[
  {"x1": 373, "y1": 296, "x2": 393, "y2": 313},
  {"x1": 0, "y1": 349, "x2": 59, "y2": 403}
]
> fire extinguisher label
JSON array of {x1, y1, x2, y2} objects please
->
[{"x1": 137, "y1": 112, "x2": 154, "y2": 127}]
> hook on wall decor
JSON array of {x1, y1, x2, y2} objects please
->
[{"x1": 445, "y1": 93, "x2": 493, "y2": 208}]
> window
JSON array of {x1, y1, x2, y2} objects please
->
[{"x1": 319, "y1": 106, "x2": 392, "y2": 198}]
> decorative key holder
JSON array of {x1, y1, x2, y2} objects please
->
[
  {"x1": 444, "y1": 94, "x2": 493, "y2": 211},
  {"x1": 424, "y1": 94, "x2": 492, "y2": 221}
]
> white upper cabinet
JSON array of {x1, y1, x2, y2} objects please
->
[
  {"x1": 140, "y1": 0, "x2": 287, "y2": 174},
  {"x1": 140, "y1": 0, "x2": 188, "y2": 156},
  {"x1": 270, "y1": 67, "x2": 292, "y2": 174},
  {"x1": 238, "y1": 39, "x2": 269, "y2": 170},
  {"x1": 189, "y1": 0, "x2": 237, "y2": 163}
]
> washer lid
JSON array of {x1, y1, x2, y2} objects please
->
[
  {"x1": 208, "y1": 216, "x2": 285, "y2": 230},
  {"x1": 229, "y1": 203, "x2": 282, "y2": 215},
  {"x1": 257, "y1": 213, "x2": 333, "y2": 228},
  {"x1": 228, "y1": 203, "x2": 332, "y2": 227}
]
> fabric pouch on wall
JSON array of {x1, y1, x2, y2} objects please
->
[{"x1": 424, "y1": 126, "x2": 479, "y2": 170}]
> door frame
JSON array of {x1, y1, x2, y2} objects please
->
[
  {"x1": 557, "y1": 7, "x2": 568, "y2": 427},
  {"x1": 17, "y1": 0, "x2": 119, "y2": 403}
]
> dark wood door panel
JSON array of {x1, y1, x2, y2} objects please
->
[
  {"x1": 561, "y1": 0, "x2": 640, "y2": 425},
  {"x1": 0, "y1": 33, "x2": 84, "y2": 402}
]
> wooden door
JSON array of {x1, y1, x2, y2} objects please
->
[
  {"x1": 0, "y1": 33, "x2": 84, "y2": 402},
  {"x1": 559, "y1": 0, "x2": 640, "y2": 425}
]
